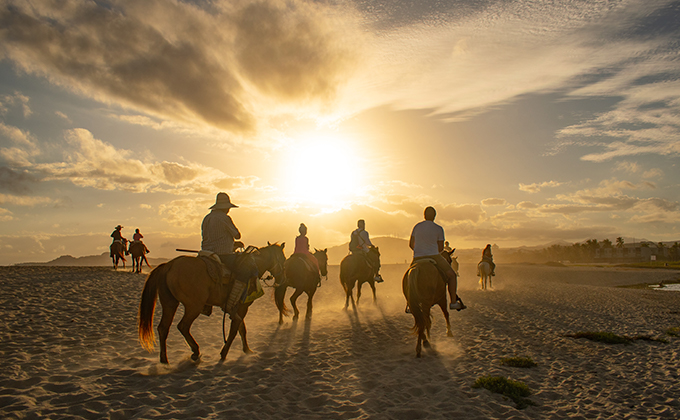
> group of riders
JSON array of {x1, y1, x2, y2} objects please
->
[
  {"x1": 115, "y1": 192, "x2": 498, "y2": 316},
  {"x1": 109, "y1": 225, "x2": 150, "y2": 263}
]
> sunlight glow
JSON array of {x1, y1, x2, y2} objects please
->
[{"x1": 280, "y1": 131, "x2": 364, "y2": 208}]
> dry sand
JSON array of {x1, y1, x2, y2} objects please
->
[{"x1": 1, "y1": 262, "x2": 680, "y2": 419}]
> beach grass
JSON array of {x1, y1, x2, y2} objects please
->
[
  {"x1": 472, "y1": 376, "x2": 535, "y2": 409},
  {"x1": 500, "y1": 356, "x2": 537, "y2": 368},
  {"x1": 666, "y1": 327, "x2": 680, "y2": 337}
]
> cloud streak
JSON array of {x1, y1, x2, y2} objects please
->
[{"x1": 0, "y1": 0, "x2": 361, "y2": 133}]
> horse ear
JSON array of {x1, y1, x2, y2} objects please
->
[
  {"x1": 324, "y1": 248, "x2": 327, "y2": 252},
  {"x1": 268, "y1": 241, "x2": 271, "y2": 246},
  {"x1": 281, "y1": 242, "x2": 285, "y2": 249},
  {"x1": 314, "y1": 248, "x2": 319, "y2": 252}
]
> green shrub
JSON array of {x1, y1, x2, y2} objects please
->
[
  {"x1": 500, "y1": 356, "x2": 537, "y2": 368},
  {"x1": 666, "y1": 327, "x2": 680, "y2": 337},
  {"x1": 566, "y1": 331, "x2": 632, "y2": 344},
  {"x1": 472, "y1": 376, "x2": 535, "y2": 409}
]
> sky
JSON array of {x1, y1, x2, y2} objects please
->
[{"x1": 0, "y1": 0, "x2": 679, "y2": 265}]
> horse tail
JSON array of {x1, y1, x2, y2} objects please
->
[
  {"x1": 407, "y1": 265, "x2": 431, "y2": 336},
  {"x1": 138, "y1": 262, "x2": 170, "y2": 352}
]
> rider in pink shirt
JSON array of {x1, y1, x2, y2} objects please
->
[{"x1": 294, "y1": 223, "x2": 320, "y2": 283}]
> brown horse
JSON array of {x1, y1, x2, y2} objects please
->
[
  {"x1": 138, "y1": 243, "x2": 285, "y2": 364},
  {"x1": 339, "y1": 246, "x2": 381, "y2": 309},
  {"x1": 129, "y1": 241, "x2": 151, "y2": 274},
  {"x1": 274, "y1": 249, "x2": 328, "y2": 324},
  {"x1": 110, "y1": 240, "x2": 127, "y2": 270},
  {"x1": 402, "y1": 249, "x2": 456, "y2": 357}
]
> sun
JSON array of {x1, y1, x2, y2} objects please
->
[{"x1": 280, "y1": 131, "x2": 364, "y2": 208}]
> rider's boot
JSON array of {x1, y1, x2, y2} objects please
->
[{"x1": 225, "y1": 280, "x2": 246, "y2": 322}]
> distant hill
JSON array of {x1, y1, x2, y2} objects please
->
[{"x1": 15, "y1": 252, "x2": 169, "y2": 267}]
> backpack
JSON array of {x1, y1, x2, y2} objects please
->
[{"x1": 349, "y1": 230, "x2": 365, "y2": 252}]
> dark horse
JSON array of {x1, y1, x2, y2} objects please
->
[
  {"x1": 138, "y1": 243, "x2": 285, "y2": 364},
  {"x1": 129, "y1": 241, "x2": 151, "y2": 274},
  {"x1": 110, "y1": 240, "x2": 127, "y2": 270},
  {"x1": 339, "y1": 246, "x2": 381, "y2": 309},
  {"x1": 402, "y1": 249, "x2": 456, "y2": 357},
  {"x1": 274, "y1": 249, "x2": 328, "y2": 324}
]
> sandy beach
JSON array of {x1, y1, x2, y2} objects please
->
[{"x1": 2, "y1": 262, "x2": 680, "y2": 419}]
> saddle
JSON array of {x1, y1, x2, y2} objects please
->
[
  {"x1": 410, "y1": 257, "x2": 448, "y2": 284},
  {"x1": 198, "y1": 250, "x2": 233, "y2": 286},
  {"x1": 290, "y1": 253, "x2": 318, "y2": 274}
]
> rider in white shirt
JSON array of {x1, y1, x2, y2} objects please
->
[{"x1": 409, "y1": 207, "x2": 466, "y2": 310}]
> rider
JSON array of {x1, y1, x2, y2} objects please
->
[
  {"x1": 293, "y1": 223, "x2": 321, "y2": 286},
  {"x1": 478, "y1": 244, "x2": 496, "y2": 276},
  {"x1": 349, "y1": 219, "x2": 383, "y2": 282},
  {"x1": 443, "y1": 241, "x2": 452, "y2": 252},
  {"x1": 132, "y1": 228, "x2": 150, "y2": 254},
  {"x1": 110, "y1": 225, "x2": 127, "y2": 257},
  {"x1": 409, "y1": 206, "x2": 466, "y2": 310},
  {"x1": 201, "y1": 192, "x2": 244, "y2": 319}
]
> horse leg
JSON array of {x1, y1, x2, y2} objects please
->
[
  {"x1": 221, "y1": 307, "x2": 245, "y2": 360},
  {"x1": 157, "y1": 291, "x2": 179, "y2": 364},
  {"x1": 356, "y1": 281, "x2": 363, "y2": 305},
  {"x1": 370, "y1": 281, "x2": 377, "y2": 303},
  {"x1": 290, "y1": 289, "x2": 303, "y2": 321},
  {"x1": 238, "y1": 308, "x2": 253, "y2": 354},
  {"x1": 305, "y1": 289, "x2": 316, "y2": 319},
  {"x1": 176, "y1": 305, "x2": 202, "y2": 361},
  {"x1": 439, "y1": 302, "x2": 453, "y2": 337}
]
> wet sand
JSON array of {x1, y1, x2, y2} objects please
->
[{"x1": 1, "y1": 262, "x2": 680, "y2": 419}]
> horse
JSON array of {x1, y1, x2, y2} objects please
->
[
  {"x1": 402, "y1": 249, "x2": 456, "y2": 357},
  {"x1": 478, "y1": 261, "x2": 492, "y2": 290},
  {"x1": 129, "y1": 241, "x2": 151, "y2": 274},
  {"x1": 339, "y1": 246, "x2": 381, "y2": 309},
  {"x1": 274, "y1": 248, "x2": 328, "y2": 324},
  {"x1": 138, "y1": 243, "x2": 285, "y2": 364},
  {"x1": 110, "y1": 240, "x2": 127, "y2": 270}
]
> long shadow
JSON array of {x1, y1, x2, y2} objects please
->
[{"x1": 341, "y1": 269, "x2": 460, "y2": 417}]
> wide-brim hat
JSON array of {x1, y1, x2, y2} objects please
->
[
  {"x1": 210, "y1": 192, "x2": 238, "y2": 210},
  {"x1": 115, "y1": 225, "x2": 123, "y2": 230}
]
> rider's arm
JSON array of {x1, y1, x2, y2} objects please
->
[
  {"x1": 224, "y1": 215, "x2": 241, "y2": 240},
  {"x1": 438, "y1": 240, "x2": 444, "y2": 253},
  {"x1": 409, "y1": 234, "x2": 415, "y2": 251}
]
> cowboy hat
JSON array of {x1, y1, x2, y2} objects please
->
[
  {"x1": 115, "y1": 225, "x2": 123, "y2": 230},
  {"x1": 210, "y1": 192, "x2": 238, "y2": 210}
]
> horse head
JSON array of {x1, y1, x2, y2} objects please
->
[
  {"x1": 255, "y1": 242, "x2": 286, "y2": 284},
  {"x1": 313, "y1": 248, "x2": 329, "y2": 278},
  {"x1": 367, "y1": 246, "x2": 381, "y2": 268}
]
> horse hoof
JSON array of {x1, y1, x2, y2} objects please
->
[
  {"x1": 423, "y1": 341, "x2": 431, "y2": 349},
  {"x1": 191, "y1": 353, "x2": 200, "y2": 361},
  {"x1": 244, "y1": 348, "x2": 254, "y2": 355},
  {"x1": 447, "y1": 331, "x2": 454, "y2": 337}
]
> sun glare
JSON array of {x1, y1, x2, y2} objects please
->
[{"x1": 280, "y1": 132, "x2": 364, "y2": 208}]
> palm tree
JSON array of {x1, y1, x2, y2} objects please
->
[{"x1": 616, "y1": 237, "x2": 624, "y2": 248}]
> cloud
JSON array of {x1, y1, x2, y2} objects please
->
[
  {"x1": 0, "y1": 208, "x2": 13, "y2": 221},
  {"x1": 55, "y1": 111, "x2": 72, "y2": 123},
  {"x1": 0, "y1": 122, "x2": 40, "y2": 166},
  {"x1": 481, "y1": 198, "x2": 507, "y2": 206},
  {"x1": 0, "y1": 0, "x2": 362, "y2": 133},
  {"x1": 517, "y1": 201, "x2": 540, "y2": 209},
  {"x1": 0, "y1": 166, "x2": 35, "y2": 194},
  {"x1": 519, "y1": 180, "x2": 563, "y2": 193},
  {"x1": 11, "y1": 128, "x2": 259, "y2": 194},
  {"x1": 0, "y1": 193, "x2": 52, "y2": 206},
  {"x1": 642, "y1": 168, "x2": 663, "y2": 179},
  {"x1": 0, "y1": 92, "x2": 31, "y2": 117},
  {"x1": 614, "y1": 161, "x2": 640, "y2": 174}
]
